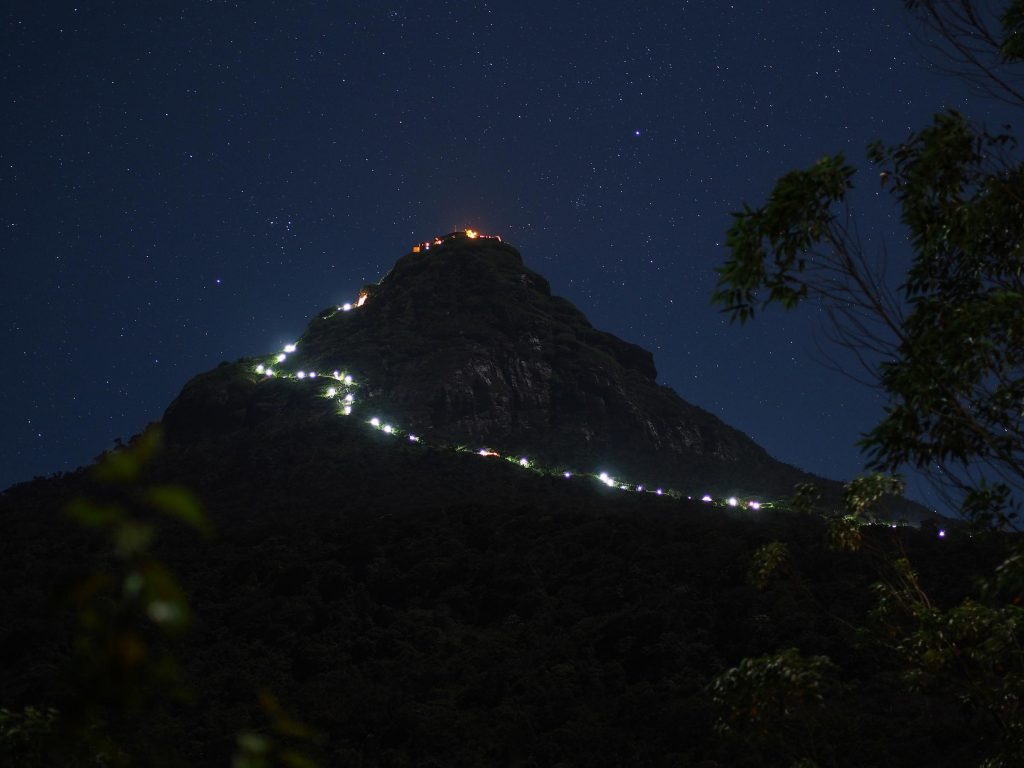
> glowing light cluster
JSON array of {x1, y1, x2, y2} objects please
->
[
  {"x1": 257, "y1": 342, "x2": 361, "y2": 421},
  {"x1": 410, "y1": 229, "x2": 504, "y2": 253}
]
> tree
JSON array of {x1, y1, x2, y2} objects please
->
[
  {"x1": 713, "y1": 1, "x2": 1024, "y2": 526},
  {"x1": 710, "y1": 3, "x2": 1024, "y2": 764}
]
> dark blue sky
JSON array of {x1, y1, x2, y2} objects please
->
[{"x1": 0, "y1": 2, "x2": 993, "y2": 502}]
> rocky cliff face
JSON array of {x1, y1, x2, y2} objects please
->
[{"x1": 164, "y1": 232, "x2": 831, "y2": 500}]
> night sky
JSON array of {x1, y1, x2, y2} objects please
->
[{"x1": 0, "y1": 2, "x2": 996, "y2": 503}]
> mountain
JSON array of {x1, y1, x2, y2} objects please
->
[
  {"x1": 3, "y1": 231, "x2": 968, "y2": 768},
  {"x1": 162, "y1": 229, "x2": 902, "y2": 511}
]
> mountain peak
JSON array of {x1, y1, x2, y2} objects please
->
[
  {"x1": 409, "y1": 228, "x2": 511, "y2": 253},
  {"x1": 162, "y1": 234, "x2": 925, "y2": 517}
]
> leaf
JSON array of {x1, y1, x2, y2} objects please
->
[
  {"x1": 115, "y1": 521, "x2": 156, "y2": 558},
  {"x1": 280, "y1": 750, "x2": 319, "y2": 768},
  {"x1": 145, "y1": 485, "x2": 212, "y2": 536},
  {"x1": 235, "y1": 730, "x2": 270, "y2": 754},
  {"x1": 66, "y1": 498, "x2": 124, "y2": 528},
  {"x1": 138, "y1": 561, "x2": 191, "y2": 631},
  {"x1": 259, "y1": 691, "x2": 319, "y2": 741},
  {"x1": 93, "y1": 448, "x2": 141, "y2": 484}
]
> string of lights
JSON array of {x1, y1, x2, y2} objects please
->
[
  {"x1": 249, "y1": 236, "x2": 940, "y2": 536},
  {"x1": 255, "y1": 282, "x2": 772, "y2": 512}
]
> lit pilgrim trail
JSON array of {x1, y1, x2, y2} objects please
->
[
  {"x1": 254, "y1": 334, "x2": 754, "y2": 506},
  {"x1": 246, "y1": 229, "x2": 935, "y2": 528},
  {"x1": 249, "y1": 230, "x2": 769, "y2": 513}
]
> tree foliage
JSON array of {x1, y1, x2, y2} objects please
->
[
  {"x1": 748, "y1": 541, "x2": 792, "y2": 590},
  {"x1": 713, "y1": 7, "x2": 1024, "y2": 523},
  {"x1": 711, "y1": 648, "x2": 837, "y2": 767},
  {"x1": 872, "y1": 557, "x2": 1024, "y2": 766},
  {"x1": 712, "y1": 2, "x2": 1024, "y2": 764}
]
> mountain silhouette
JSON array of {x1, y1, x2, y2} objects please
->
[
  {"x1": 163, "y1": 229, "x2": 915, "y2": 512},
  {"x1": 0, "y1": 231, "x2": 967, "y2": 768}
]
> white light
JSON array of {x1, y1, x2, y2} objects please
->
[
  {"x1": 656, "y1": 489, "x2": 663, "y2": 496},
  {"x1": 342, "y1": 303, "x2": 352, "y2": 312},
  {"x1": 563, "y1": 471, "x2": 572, "y2": 478},
  {"x1": 265, "y1": 369, "x2": 274, "y2": 377},
  {"x1": 326, "y1": 388, "x2": 337, "y2": 397},
  {"x1": 479, "y1": 449, "x2": 489, "y2": 456},
  {"x1": 519, "y1": 457, "x2": 529, "y2": 467},
  {"x1": 598, "y1": 473, "x2": 616, "y2": 487},
  {"x1": 383, "y1": 424, "x2": 393, "y2": 434},
  {"x1": 333, "y1": 371, "x2": 340, "y2": 379},
  {"x1": 284, "y1": 344, "x2": 297, "y2": 353},
  {"x1": 938, "y1": 529, "x2": 946, "y2": 538},
  {"x1": 637, "y1": 485, "x2": 644, "y2": 492},
  {"x1": 409, "y1": 434, "x2": 420, "y2": 442},
  {"x1": 727, "y1": 497, "x2": 738, "y2": 507},
  {"x1": 343, "y1": 394, "x2": 354, "y2": 404},
  {"x1": 749, "y1": 501, "x2": 761, "y2": 510},
  {"x1": 344, "y1": 375, "x2": 353, "y2": 385},
  {"x1": 342, "y1": 406, "x2": 352, "y2": 415},
  {"x1": 370, "y1": 417, "x2": 380, "y2": 427},
  {"x1": 277, "y1": 353, "x2": 287, "y2": 362},
  {"x1": 701, "y1": 494, "x2": 712, "y2": 502},
  {"x1": 296, "y1": 371, "x2": 306, "y2": 379},
  {"x1": 255, "y1": 364, "x2": 265, "y2": 373},
  {"x1": 309, "y1": 371, "x2": 316, "y2": 379}
]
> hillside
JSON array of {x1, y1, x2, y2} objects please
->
[
  {"x1": 0, "y1": 417, "x2": 993, "y2": 767},
  {"x1": 162, "y1": 230, "x2": 924, "y2": 516},
  {"x1": 0, "y1": 231, "x2": 972, "y2": 767}
]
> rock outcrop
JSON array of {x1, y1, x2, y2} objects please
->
[{"x1": 165, "y1": 231, "x2": 841, "y2": 501}]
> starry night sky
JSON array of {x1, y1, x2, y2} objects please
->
[{"x1": 0, "y1": 2, "x2": 998, "y2": 502}]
